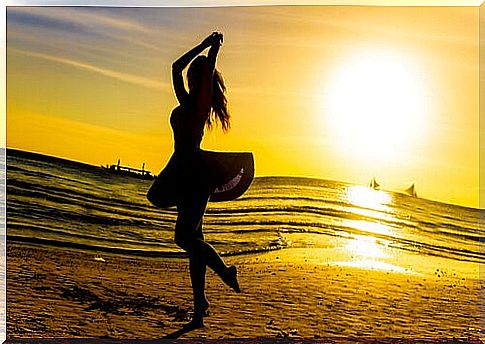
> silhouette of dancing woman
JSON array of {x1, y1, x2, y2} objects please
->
[{"x1": 147, "y1": 32, "x2": 254, "y2": 328}]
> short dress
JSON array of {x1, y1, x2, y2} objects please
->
[{"x1": 147, "y1": 104, "x2": 254, "y2": 208}]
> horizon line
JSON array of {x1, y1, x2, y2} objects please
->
[{"x1": 5, "y1": 146, "x2": 481, "y2": 210}]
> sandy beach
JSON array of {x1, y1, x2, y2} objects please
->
[{"x1": 6, "y1": 241, "x2": 481, "y2": 341}]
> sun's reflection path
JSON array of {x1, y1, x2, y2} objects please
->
[
  {"x1": 333, "y1": 186, "x2": 412, "y2": 273},
  {"x1": 347, "y1": 219, "x2": 393, "y2": 236},
  {"x1": 334, "y1": 233, "x2": 412, "y2": 273},
  {"x1": 345, "y1": 185, "x2": 391, "y2": 211},
  {"x1": 345, "y1": 234, "x2": 388, "y2": 259}
]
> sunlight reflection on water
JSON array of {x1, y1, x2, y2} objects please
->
[
  {"x1": 346, "y1": 219, "x2": 393, "y2": 236},
  {"x1": 345, "y1": 235, "x2": 388, "y2": 259},
  {"x1": 345, "y1": 185, "x2": 391, "y2": 211},
  {"x1": 336, "y1": 234, "x2": 413, "y2": 273},
  {"x1": 338, "y1": 186, "x2": 412, "y2": 273}
]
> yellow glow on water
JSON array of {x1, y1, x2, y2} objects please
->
[
  {"x1": 339, "y1": 235, "x2": 413, "y2": 273},
  {"x1": 345, "y1": 235, "x2": 388, "y2": 259},
  {"x1": 346, "y1": 185, "x2": 391, "y2": 211},
  {"x1": 348, "y1": 219, "x2": 393, "y2": 236}
]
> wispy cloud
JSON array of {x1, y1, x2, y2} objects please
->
[
  {"x1": 9, "y1": 48, "x2": 171, "y2": 91},
  {"x1": 7, "y1": 7, "x2": 170, "y2": 54},
  {"x1": 9, "y1": 7, "x2": 153, "y2": 34},
  {"x1": 235, "y1": 6, "x2": 478, "y2": 48}
]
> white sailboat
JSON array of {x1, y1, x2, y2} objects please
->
[
  {"x1": 404, "y1": 184, "x2": 417, "y2": 197},
  {"x1": 369, "y1": 177, "x2": 380, "y2": 190}
]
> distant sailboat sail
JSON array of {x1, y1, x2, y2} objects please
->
[
  {"x1": 405, "y1": 184, "x2": 417, "y2": 197},
  {"x1": 369, "y1": 177, "x2": 380, "y2": 190}
]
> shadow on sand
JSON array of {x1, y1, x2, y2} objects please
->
[{"x1": 163, "y1": 321, "x2": 204, "y2": 339}]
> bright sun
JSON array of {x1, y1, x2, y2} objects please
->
[{"x1": 323, "y1": 50, "x2": 426, "y2": 160}]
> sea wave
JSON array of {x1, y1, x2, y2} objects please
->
[{"x1": 6, "y1": 149, "x2": 483, "y2": 264}]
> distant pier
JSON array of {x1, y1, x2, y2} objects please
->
[{"x1": 103, "y1": 159, "x2": 155, "y2": 180}]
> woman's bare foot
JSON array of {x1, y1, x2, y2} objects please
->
[
  {"x1": 198, "y1": 298, "x2": 210, "y2": 317},
  {"x1": 183, "y1": 315, "x2": 204, "y2": 330},
  {"x1": 225, "y1": 265, "x2": 241, "y2": 293},
  {"x1": 187, "y1": 299, "x2": 209, "y2": 330}
]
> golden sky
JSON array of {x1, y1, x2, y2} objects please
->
[{"x1": 6, "y1": 4, "x2": 480, "y2": 207}]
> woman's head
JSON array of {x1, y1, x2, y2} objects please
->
[
  {"x1": 187, "y1": 56, "x2": 230, "y2": 132},
  {"x1": 187, "y1": 56, "x2": 206, "y2": 92}
]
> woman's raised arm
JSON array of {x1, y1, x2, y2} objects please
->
[
  {"x1": 206, "y1": 33, "x2": 222, "y2": 74},
  {"x1": 196, "y1": 33, "x2": 223, "y2": 117},
  {"x1": 172, "y1": 33, "x2": 221, "y2": 104}
]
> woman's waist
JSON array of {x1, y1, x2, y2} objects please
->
[
  {"x1": 173, "y1": 143, "x2": 202, "y2": 155},
  {"x1": 173, "y1": 133, "x2": 203, "y2": 148}
]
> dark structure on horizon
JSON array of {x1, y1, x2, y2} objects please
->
[{"x1": 103, "y1": 159, "x2": 155, "y2": 180}]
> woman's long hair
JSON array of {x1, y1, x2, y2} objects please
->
[
  {"x1": 188, "y1": 56, "x2": 230, "y2": 132},
  {"x1": 208, "y1": 69, "x2": 230, "y2": 132}
]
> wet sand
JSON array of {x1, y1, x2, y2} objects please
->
[{"x1": 7, "y1": 242, "x2": 481, "y2": 340}]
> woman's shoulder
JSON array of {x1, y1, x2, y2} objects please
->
[
  {"x1": 172, "y1": 99, "x2": 200, "y2": 118},
  {"x1": 172, "y1": 104, "x2": 184, "y2": 114},
  {"x1": 173, "y1": 97, "x2": 197, "y2": 111},
  {"x1": 171, "y1": 103, "x2": 196, "y2": 127},
  {"x1": 170, "y1": 104, "x2": 187, "y2": 119}
]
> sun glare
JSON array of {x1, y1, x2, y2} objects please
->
[
  {"x1": 346, "y1": 185, "x2": 391, "y2": 211},
  {"x1": 337, "y1": 235, "x2": 411, "y2": 273},
  {"x1": 345, "y1": 235, "x2": 388, "y2": 259},
  {"x1": 323, "y1": 50, "x2": 426, "y2": 160}
]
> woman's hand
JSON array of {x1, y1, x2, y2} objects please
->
[{"x1": 202, "y1": 32, "x2": 223, "y2": 48}]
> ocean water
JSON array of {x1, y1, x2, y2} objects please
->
[
  {"x1": 6, "y1": 149, "x2": 483, "y2": 265},
  {"x1": 0, "y1": 148, "x2": 5, "y2": 342}
]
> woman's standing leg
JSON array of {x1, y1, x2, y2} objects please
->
[
  {"x1": 189, "y1": 221, "x2": 208, "y2": 314},
  {"x1": 176, "y1": 193, "x2": 207, "y2": 323},
  {"x1": 175, "y1": 190, "x2": 240, "y2": 321}
]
